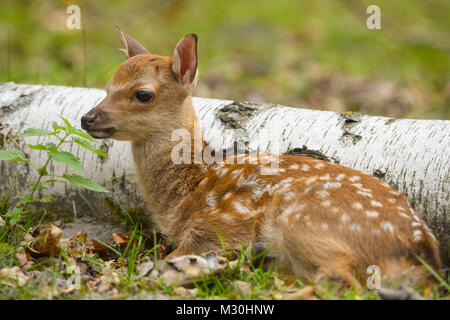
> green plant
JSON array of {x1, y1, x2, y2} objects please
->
[{"x1": 0, "y1": 116, "x2": 109, "y2": 232}]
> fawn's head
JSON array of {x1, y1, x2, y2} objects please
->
[{"x1": 81, "y1": 26, "x2": 198, "y2": 141}]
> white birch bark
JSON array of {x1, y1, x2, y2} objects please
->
[{"x1": 0, "y1": 82, "x2": 449, "y2": 262}]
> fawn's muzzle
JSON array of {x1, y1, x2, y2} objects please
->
[{"x1": 81, "y1": 114, "x2": 97, "y2": 130}]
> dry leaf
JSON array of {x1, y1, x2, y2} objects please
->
[
  {"x1": 0, "y1": 267, "x2": 29, "y2": 286},
  {"x1": 25, "y1": 224, "x2": 62, "y2": 258},
  {"x1": 112, "y1": 232, "x2": 135, "y2": 249},
  {"x1": 91, "y1": 239, "x2": 110, "y2": 253},
  {"x1": 72, "y1": 232, "x2": 87, "y2": 244}
]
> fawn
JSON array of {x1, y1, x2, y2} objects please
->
[{"x1": 81, "y1": 26, "x2": 441, "y2": 286}]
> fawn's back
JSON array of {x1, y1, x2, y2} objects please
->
[{"x1": 81, "y1": 27, "x2": 442, "y2": 285}]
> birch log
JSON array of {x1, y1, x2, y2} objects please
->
[{"x1": 0, "y1": 82, "x2": 449, "y2": 263}]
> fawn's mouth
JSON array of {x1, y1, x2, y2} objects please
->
[{"x1": 87, "y1": 127, "x2": 116, "y2": 139}]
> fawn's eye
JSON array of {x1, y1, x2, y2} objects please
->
[{"x1": 135, "y1": 91, "x2": 155, "y2": 103}]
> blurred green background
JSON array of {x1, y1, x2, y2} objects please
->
[{"x1": 0, "y1": 0, "x2": 449, "y2": 119}]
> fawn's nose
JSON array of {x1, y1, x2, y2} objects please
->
[{"x1": 81, "y1": 114, "x2": 97, "y2": 130}]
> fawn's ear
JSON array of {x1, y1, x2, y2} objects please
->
[
  {"x1": 116, "y1": 25, "x2": 149, "y2": 58},
  {"x1": 172, "y1": 34, "x2": 198, "y2": 89}
]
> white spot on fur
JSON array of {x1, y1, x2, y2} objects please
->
[
  {"x1": 387, "y1": 198, "x2": 396, "y2": 204},
  {"x1": 320, "y1": 223, "x2": 329, "y2": 231},
  {"x1": 381, "y1": 222, "x2": 395, "y2": 233},
  {"x1": 231, "y1": 168, "x2": 244, "y2": 178},
  {"x1": 217, "y1": 167, "x2": 229, "y2": 177},
  {"x1": 271, "y1": 177, "x2": 294, "y2": 193},
  {"x1": 413, "y1": 230, "x2": 423, "y2": 242},
  {"x1": 321, "y1": 200, "x2": 331, "y2": 208},
  {"x1": 352, "y1": 183, "x2": 372, "y2": 193},
  {"x1": 301, "y1": 164, "x2": 310, "y2": 172},
  {"x1": 336, "y1": 173, "x2": 346, "y2": 181},
  {"x1": 341, "y1": 214, "x2": 350, "y2": 223},
  {"x1": 284, "y1": 191, "x2": 295, "y2": 202},
  {"x1": 356, "y1": 190, "x2": 372, "y2": 198},
  {"x1": 366, "y1": 211, "x2": 379, "y2": 218},
  {"x1": 390, "y1": 190, "x2": 401, "y2": 196},
  {"x1": 319, "y1": 173, "x2": 331, "y2": 181},
  {"x1": 205, "y1": 192, "x2": 217, "y2": 209},
  {"x1": 371, "y1": 229, "x2": 381, "y2": 236},
  {"x1": 349, "y1": 176, "x2": 360, "y2": 182},
  {"x1": 399, "y1": 212, "x2": 410, "y2": 219},
  {"x1": 349, "y1": 223, "x2": 361, "y2": 232},
  {"x1": 261, "y1": 167, "x2": 285, "y2": 175},
  {"x1": 220, "y1": 214, "x2": 234, "y2": 223},
  {"x1": 223, "y1": 192, "x2": 232, "y2": 200},
  {"x1": 295, "y1": 214, "x2": 300, "y2": 219},
  {"x1": 234, "y1": 201, "x2": 250, "y2": 214},
  {"x1": 331, "y1": 207, "x2": 339, "y2": 213},
  {"x1": 411, "y1": 222, "x2": 422, "y2": 228},
  {"x1": 370, "y1": 200, "x2": 383, "y2": 208},
  {"x1": 289, "y1": 164, "x2": 299, "y2": 170},
  {"x1": 352, "y1": 202, "x2": 363, "y2": 210},
  {"x1": 305, "y1": 177, "x2": 318, "y2": 185},
  {"x1": 316, "y1": 190, "x2": 329, "y2": 199},
  {"x1": 323, "y1": 182, "x2": 341, "y2": 189},
  {"x1": 314, "y1": 163, "x2": 325, "y2": 169}
]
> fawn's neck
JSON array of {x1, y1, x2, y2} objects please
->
[{"x1": 131, "y1": 96, "x2": 207, "y2": 232}]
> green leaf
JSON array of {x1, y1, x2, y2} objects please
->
[
  {"x1": 6, "y1": 208, "x2": 22, "y2": 226},
  {"x1": 73, "y1": 138, "x2": 108, "y2": 158},
  {"x1": 58, "y1": 116, "x2": 73, "y2": 129},
  {"x1": 69, "y1": 128, "x2": 96, "y2": 142},
  {"x1": 37, "y1": 167, "x2": 48, "y2": 176},
  {"x1": 38, "y1": 196, "x2": 54, "y2": 203},
  {"x1": 20, "y1": 128, "x2": 52, "y2": 136},
  {"x1": 15, "y1": 195, "x2": 41, "y2": 203},
  {"x1": 52, "y1": 121, "x2": 66, "y2": 131},
  {"x1": 0, "y1": 150, "x2": 29, "y2": 163},
  {"x1": 28, "y1": 144, "x2": 47, "y2": 150},
  {"x1": 49, "y1": 151, "x2": 83, "y2": 173},
  {"x1": 27, "y1": 182, "x2": 48, "y2": 190},
  {"x1": 42, "y1": 179, "x2": 63, "y2": 184},
  {"x1": 63, "y1": 174, "x2": 109, "y2": 193},
  {"x1": 45, "y1": 142, "x2": 57, "y2": 152}
]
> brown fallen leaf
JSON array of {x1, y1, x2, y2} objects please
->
[
  {"x1": 25, "y1": 224, "x2": 62, "y2": 258},
  {"x1": 91, "y1": 239, "x2": 110, "y2": 254},
  {"x1": 72, "y1": 232, "x2": 88, "y2": 244},
  {"x1": 112, "y1": 232, "x2": 134, "y2": 249}
]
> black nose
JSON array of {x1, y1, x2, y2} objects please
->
[{"x1": 81, "y1": 114, "x2": 96, "y2": 130}]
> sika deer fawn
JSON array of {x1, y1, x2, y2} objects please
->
[{"x1": 81, "y1": 26, "x2": 441, "y2": 286}]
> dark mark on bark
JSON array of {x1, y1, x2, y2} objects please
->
[
  {"x1": 216, "y1": 101, "x2": 272, "y2": 129},
  {"x1": 384, "y1": 118, "x2": 397, "y2": 125},
  {"x1": 99, "y1": 140, "x2": 112, "y2": 163},
  {"x1": 373, "y1": 169, "x2": 386, "y2": 180},
  {"x1": 0, "y1": 91, "x2": 36, "y2": 117},
  {"x1": 339, "y1": 112, "x2": 363, "y2": 146},
  {"x1": 284, "y1": 145, "x2": 340, "y2": 163}
]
